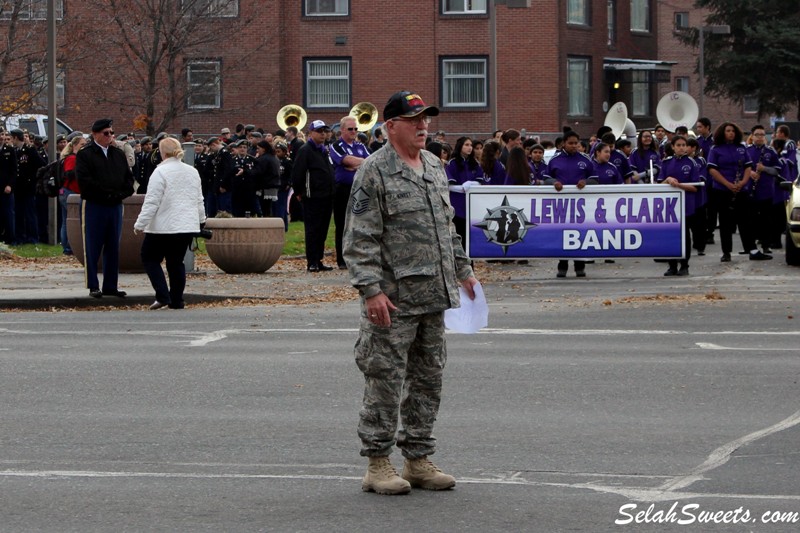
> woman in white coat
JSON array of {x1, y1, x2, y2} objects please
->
[{"x1": 134, "y1": 137, "x2": 206, "y2": 309}]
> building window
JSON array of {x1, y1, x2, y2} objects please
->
[
  {"x1": 567, "y1": 0, "x2": 589, "y2": 25},
  {"x1": 674, "y1": 11, "x2": 689, "y2": 30},
  {"x1": 743, "y1": 95, "x2": 759, "y2": 114},
  {"x1": 607, "y1": 0, "x2": 616, "y2": 46},
  {"x1": 29, "y1": 63, "x2": 65, "y2": 109},
  {"x1": 305, "y1": 59, "x2": 350, "y2": 108},
  {"x1": 0, "y1": 0, "x2": 63, "y2": 20},
  {"x1": 184, "y1": 0, "x2": 238, "y2": 16},
  {"x1": 630, "y1": 0, "x2": 650, "y2": 32},
  {"x1": 441, "y1": 57, "x2": 487, "y2": 108},
  {"x1": 305, "y1": 0, "x2": 348, "y2": 16},
  {"x1": 566, "y1": 57, "x2": 590, "y2": 116},
  {"x1": 187, "y1": 60, "x2": 221, "y2": 109},
  {"x1": 675, "y1": 77, "x2": 689, "y2": 93},
  {"x1": 631, "y1": 71, "x2": 650, "y2": 116},
  {"x1": 442, "y1": 0, "x2": 486, "y2": 14}
]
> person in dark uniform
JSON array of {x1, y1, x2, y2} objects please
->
[
  {"x1": 75, "y1": 118, "x2": 134, "y2": 299},
  {"x1": 273, "y1": 141, "x2": 293, "y2": 231},
  {"x1": 0, "y1": 130, "x2": 18, "y2": 244},
  {"x1": 9, "y1": 129, "x2": 45, "y2": 244},
  {"x1": 291, "y1": 120, "x2": 335, "y2": 272},
  {"x1": 206, "y1": 137, "x2": 235, "y2": 217}
]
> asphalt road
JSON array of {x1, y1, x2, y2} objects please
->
[{"x1": 1, "y1": 266, "x2": 799, "y2": 532}]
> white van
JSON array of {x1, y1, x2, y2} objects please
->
[{"x1": 1, "y1": 113, "x2": 73, "y2": 138}]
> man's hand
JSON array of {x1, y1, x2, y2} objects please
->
[
  {"x1": 461, "y1": 276, "x2": 479, "y2": 300},
  {"x1": 133, "y1": 228, "x2": 142, "y2": 235},
  {"x1": 3, "y1": 185, "x2": 10, "y2": 194},
  {"x1": 365, "y1": 293, "x2": 397, "y2": 328}
]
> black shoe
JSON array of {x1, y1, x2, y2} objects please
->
[
  {"x1": 721, "y1": 253, "x2": 731, "y2": 262},
  {"x1": 317, "y1": 262, "x2": 334, "y2": 271},
  {"x1": 168, "y1": 303, "x2": 185, "y2": 309},
  {"x1": 337, "y1": 263, "x2": 348, "y2": 270},
  {"x1": 89, "y1": 289, "x2": 103, "y2": 298},
  {"x1": 664, "y1": 268, "x2": 678, "y2": 276},
  {"x1": 697, "y1": 250, "x2": 705, "y2": 256},
  {"x1": 762, "y1": 248, "x2": 773, "y2": 255},
  {"x1": 556, "y1": 270, "x2": 567, "y2": 278},
  {"x1": 604, "y1": 259, "x2": 615, "y2": 263},
  {"x1": 307, "y1": 264, "x2": 319, "y2": 272},
  {"x1": 103, "y1": 290, "x2": 127, "y2": 297},
  {"x1": 516, "y1": 260, "x2": 529, "y2": 265},
  {"x1": 677, "y1": 267, "x2": 689, "y2": 276},
  {"x1": 575, "y1": 270, "x2": 586, "y2": 278},
  {"x1": 749, "y1": 251, "x2": 772, "y2": 261},
  {"x1": 149, "y1": 301, "x2": 167, "y2": 310}
]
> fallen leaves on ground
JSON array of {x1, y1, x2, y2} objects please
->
[{"x1": 614, "y1": 290, "x2": 726, "y2": 305}]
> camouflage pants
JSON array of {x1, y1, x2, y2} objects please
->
[{"x1": 355, "y1": 311, "x2": 446, "y2": 459}]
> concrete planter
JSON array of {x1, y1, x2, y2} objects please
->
[
  {"x1": 204, "y1": 217, "x2": 285, "y2": 274},
  {"x1": 66, "y1": 194, "x2": 146, "y2": 273}
]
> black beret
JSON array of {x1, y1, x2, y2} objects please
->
[{"x1": 91, "y1": 118, "x2": 113, "y2": 132}]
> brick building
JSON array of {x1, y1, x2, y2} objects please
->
[{"x1": 10, "y1": 0, "x2": 784, "y2": 141}]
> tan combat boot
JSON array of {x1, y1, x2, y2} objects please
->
[
  {"x1": 361, "y1": 456, "x2": 411, "y2": 495},
  {"x1": 402, "y1": 456, "x2": 456, "y2": 490}
]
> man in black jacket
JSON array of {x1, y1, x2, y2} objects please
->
[
  {"x1": 9, "y1": 129, "x2": 45, "y2": 244},
  {"x1": 75, "y1": 118, "x2": 134, "y2": 299},
  {"x1": 291, "y1": 120, "x2": 335, "y2": 272},
  {"x1": 0, "y1": 130, "x2": 18, "y2": 244}
]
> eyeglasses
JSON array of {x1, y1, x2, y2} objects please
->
[
  {"x1": 101, "y1": 130, "x2": 114, "y2": 136},
  {"x1": 391, "y1": 115, "x2": 432, "y2": 125},
  {"x1": 345, "y1": 127, "x2": 358, "y2": 131}
]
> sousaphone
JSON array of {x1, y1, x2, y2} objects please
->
[
  {"x1": 656, "y1": 91, "x2": 699, "y2": 133},
  {"x1": 349, "y1": 102, "x2": 378, "y2": 132},
  {"x1": 276, "y1": 104, "x2": 307, "y2": 131},
  {"x1": 604, "y1": 102, "x2": 628, "y2": 139}
]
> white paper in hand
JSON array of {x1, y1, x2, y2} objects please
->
[{"x1": 444, "y1": 282, "x2": 488, "y2": 334}]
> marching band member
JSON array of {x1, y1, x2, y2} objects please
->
[
  {"x1": 747, "y1": 125, "x2": 783, "y2": 257},
  {"x1": 707, "y1": 122, "x2": 762, "y2": 262},
  {"x1": 660, "y1": 136, "x2": 699, "y2": 276},
  {"x1": 543, "y1": 130, "x2": 596, "y2": 278},
  {"x1": 629, "y1": 130, "x2": 661, "y2": 184},
  {"x1": 446, "y1": 136, "x2": 483, "y2": 246}
]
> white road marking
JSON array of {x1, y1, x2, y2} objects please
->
[
  {"x1": 0, "y1": 469, "x2": 798, "y2": 503},
  {"x1": 186, "y1": 329, "x2": 237, "y2": 347},
  {"x1": 696, "y1": 342, "x2": 797, "y2": 351},
  {"x1": 658, "y1": 409, "x2": 800, "y2": 493},
  {"x1": 3, "y1": 327, "x2": 800, "y2": 337}
]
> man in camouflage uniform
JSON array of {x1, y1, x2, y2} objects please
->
[{"x1": 343, "y1": 91, "x2": 478, "y2": 495}]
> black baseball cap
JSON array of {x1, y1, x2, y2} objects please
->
[{"x1": 383, "y1": 91, "x2": 439, "y2": 121}]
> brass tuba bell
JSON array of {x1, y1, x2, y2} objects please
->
[
  {"x1": 276, "y1": 104, "x2": 307, "y2": 131},
  {"x1": 349, "y1": 102, "x2": 378, "y2": 132}
]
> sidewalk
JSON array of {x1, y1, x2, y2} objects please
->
[{"x1": 0, "y1": 253, "x2": 358, "y2": 311}]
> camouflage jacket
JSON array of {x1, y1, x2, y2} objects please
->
[{"x1": 343, "y1": 142, "x2": 473, "y2": 316}]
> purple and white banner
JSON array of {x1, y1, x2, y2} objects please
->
[{"x1": 466, "y1": 185, "x2": 686, "y2": 259}]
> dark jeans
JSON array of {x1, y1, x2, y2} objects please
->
[
  {"x1": 140, "y1": 233, "x2": 193, "y2": 307},
  {"x1": 0, "y1": 192, "x2": 15, "y2": 244},
  {"x1": 301, "y1": 195, "x2": 333, "y2": 267},
  {"x1": 333, "y1": 182, "x2": 352, "y2": 266},
  {"x1": 82, "y1": 200, "x2": 122, "y2": 292},
  {"x1": 272, "y1": 188, "x2": 290, "y2": 231},
  {"x1": 710, "y1": 188, "x2": 754, "y2": 254},
  {"x1": 15, "y1": 193, "x2": 38, "y2": 244},
  {"x1": 668, "y1": 214, "x2": 694, "y2": 270}
]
